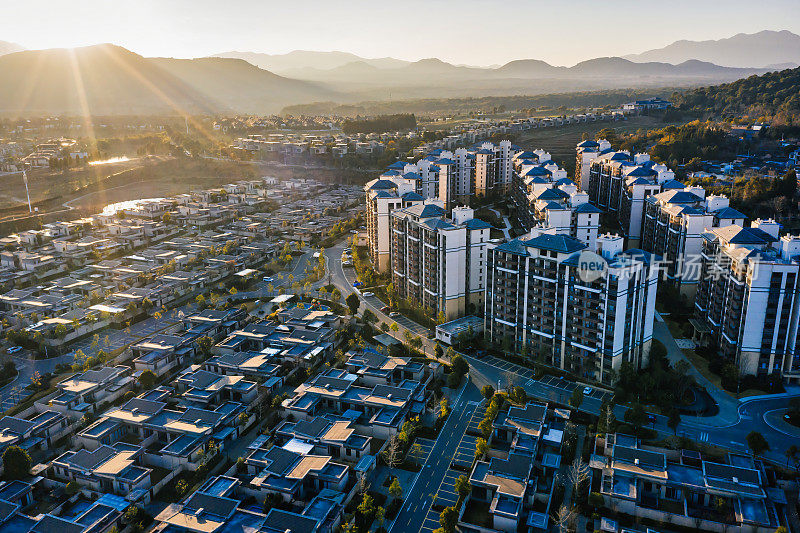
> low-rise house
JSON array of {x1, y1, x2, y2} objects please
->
[
  {"x1": 590, "y1": 433, "x2": 788, "y2": 532},
  {"x1": 0, "y1": 410, "x2": 69, "y2": 453},
  {"x1": 51, "y1": 444, "x2": 152, "y2": 501},
  {"x1": 48, "y1": 366, "x2": 132, "y2": 416},
  {"x1": 174, "y1": 368, "x2": 258, "y2": 409}
]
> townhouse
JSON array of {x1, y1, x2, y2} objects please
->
[
  {"x1": 461, "y1": 401, "x2": 566, "y2": 533},
  {"x1": 78, "y1": 396, "x2": 246, "y2": 471},
  {"x1": 283, "y1": 367, "x2": 428, "y2": 440},
  {"x1": 591, "y1": 432, "x2": 788, "y2": 532}
]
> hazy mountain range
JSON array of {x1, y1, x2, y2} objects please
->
[
  {"x1": 0, "y1": 40, "x2": 24, "y2": 56},
  {"x1": 0, "y1": 44, "x2": 335, "y2": 116},
  {"x1": 0, "y1": 30, "x2": 796, "y2": 115},
  {"x1": 623, "y1": 30, "x2": 800, "y2": 68}
]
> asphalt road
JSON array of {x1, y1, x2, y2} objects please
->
[{"x1": 389, "y1": 381, "x2": 482, "y2": 533}]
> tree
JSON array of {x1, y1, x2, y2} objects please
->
[
  {"x1": 382, "y1": 435, "x2": 402, "y2": 469},
  {"x1": 438, "y1": 397, "x2": 450, "y2": 420},
  {"x1": 624, "y1": 402, "x2": 647, "y2": 433},
  {"x1": 346, "y1": 293, "x2": 360, "y2": 315},
  {"x1": 362, "y1": 309, "x2": 378, "y2": 324},
  {"x1": 454, "y1": 475, "x2": 471, "y2": 500},
  {"x1": 553, "y1": 504, "x2": 575, "y2": 533},
  {"x1": 434, "y1": 344, "x2": 444, "y2": 359},
  {"x1": 568, "y1": 388, "x2": 584, "y2": 410},
  {"x1": 389, "y1": 477, "x2": 403, "y2": 501},
  {"x1": 197, "y1": 336, "x2": 214, "y2": 355},
  {"x1": 474, "y1": 437, "x2": 488, "y2": 460},
  {"x1": 390, "y1": 322, "x2": 399, "y2": 332},
  {"x1": 137, "y1": 370, "x2": 157, "y2": 390},
  {"x1": 747, "y1": 431, "x2": 769, "y2": 457},
  {"x1": 786, "y1": 444, "x2": 799, "y2": 470},
  {"x1": 3, "y1": 446, "x2": 31, "y2": 479},
  {"x1": 510, "y1": 386, "x2": 527, "y2": 405},
  {"x1": 567, "y1": 458, "x2": 590, "y2": 493},
  {"x1": 481, "y1": 385, "x2": 495, "y2": 400},
  {"x1": 667, "y1": 409, "x2": 681, "y2": 434},
  {"x1": 374, "y1": 506, "x2": 385, "y2": 531},
  {"x1": 438, "y1": 507, "x2": 457, "y2": 533}
]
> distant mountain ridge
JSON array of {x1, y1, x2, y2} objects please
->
[
  {"x1": 623, "y1": 30, "x2": 800, "y2": 68},
  {"x1": 213, "y1": 50, "x2": 411, "y2": 73},
  {"x1": 0, "y1": 44, "x2": 337, "y2": 115},
  {"x1": 0, "y1": 40, "x2": 24, "y2": 56}
]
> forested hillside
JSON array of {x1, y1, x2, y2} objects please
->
[{"x1": 673, "y1": 67, "x2": 800, "y2": 125}]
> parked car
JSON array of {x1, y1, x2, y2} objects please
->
[
  {"x1": 362, "y1": 291, "x2": 374, "y2": 297},
  {"x1": 582, "y1": 386, "x2": 592, "y2": 395},
  {"x1": 389, "y1": 311, "x2": 400, "y2": 318},
  {"x1": 353, "y1": 282, "x2": 363, "y2": 287},
  {"x1": 7, "y1": 346, "x2": 22, "y2": 354},
  {"x1": 381, "y1": 306, "x2": 390, "y2": 313},
  {"x1": 263, "y1": 276, "x2": 274, "y2": 283}
]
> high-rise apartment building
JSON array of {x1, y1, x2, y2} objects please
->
[
  {"x1": 484, "y1": 232, "x2": 658, "y2": 384},
  {"x1": 390, "y1": 205, "x2": 491, "y2": 320},
  {"x1": 641, "y1": 190, "x2": 746, "y2": 295},
  {"x1": 511, "y1": 152, "x2": 602, "y2": 249},
  {"x1": 364, "y1": 174, "x2": 425, "y2": 272},
  {"x1": 695, "y1": 220, "x2": 800, "y2": 382}
]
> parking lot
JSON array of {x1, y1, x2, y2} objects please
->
[
  {"x1": 465, "y1": 402, "x2": 487, "y2": 436},
  {"x1": 537, "y1": 374, "x2": 611, "y2": 402},
  {"x1": 450, "y1": 434, "x2": 478, "y2": 470},
  {"x1": 419, "y1": 507, "x2": 441, "y2": 533},
  {"x1": 407, "y1": 437, "x2": 435, "y2": 466},
  {"x1": 431, "y1": 468, "x2": 462, "y2": 510}
]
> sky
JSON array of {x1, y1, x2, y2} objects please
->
[{"x1": 1, "y1": 0, "x2": 799, "y2": 66}]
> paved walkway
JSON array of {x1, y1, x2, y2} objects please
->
[
  {"x1": 653, "y1": 321, "x2": 740, "y2": 426},
  {"x1": 488, "y1": 208, "x2": 511, "y2": 239}
]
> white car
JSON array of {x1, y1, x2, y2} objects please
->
[
  {"x1": 389, "y1": 311, "x2": 400, "y2": 318},
  {"x1": 582, "y1": 386, "x2": 592, "y2": 395},
  {"x1": 362, "y1": 291, "x2": 374, "y2": 297}
]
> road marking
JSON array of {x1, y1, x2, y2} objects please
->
[{"x1": 700, "y1": 432, "x2": 709, "y2": 442}]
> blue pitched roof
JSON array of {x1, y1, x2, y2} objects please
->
[
  {"x1": 523, "y1": 234, "x2": 586, "y2": 254},
  {"x1": 660, "y1": 179, "x2": 685, "y2": 189},
  {"x1": 712, "y1": 206, "x2": 747, "y2": 220},
  {"x1": 714, "y1": 225, "x2": 777, "y2": 244},
  {"x1": 663, "y1": 190, "x2": 703, "y2": 204},
  {"x1": 524, "y1": 166, "x2": 552, "y2": 177},
  {"x1": 535, "y1": 188, "x2": 569, "y2": 201},
  {"x1": 382, "y1": 169, "x2": 401, "y2": 177},
  {"x1": 626, "y1": 166, "x2": 657, "y2": 177},
  {"x1": 577, "y1": 140, "x2": 599, "y2": 148},
  {"x1": 402, "y1": 172, "x2": 421, "y2": 180},
  {"x1": 387, "y1": 161, "x2": 406, "y2": 170},
  {"x1": 402, "y1": 203, "x2": 446, "y2": 218},
  {"x1": 573, "y1": 203, "x2": 604, "y2": 214},
  {"x1": 368, "y1": 179, "x2": 398, "y2": 190},
  {"x1": 436, "y1": 158, "x2": 456, "y2": 165},
  {"x1": 401, "y1": 192, "x2": 424, "y2": 202},
  {"x1": 495, "y1": 239, "x2": 529, "y2": 255},
  {"x1": 464, "y1": 219, "x2": 492, "y2": 230}
]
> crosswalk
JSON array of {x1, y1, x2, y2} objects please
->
[{"x1": 699, "y1": 431, "x2": 709, "y2": 442}]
